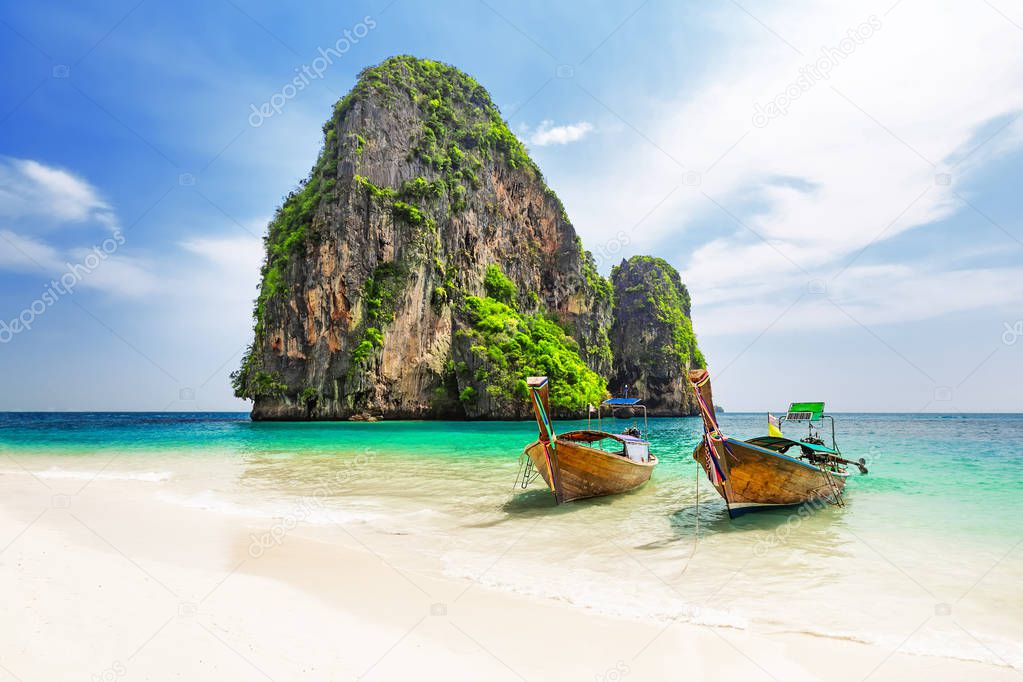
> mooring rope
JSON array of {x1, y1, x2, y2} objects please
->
[
  {"x1": 678, "y1": 460, "x2": 700, "y2": 578},
  {"x1": 818, "y1": 462, "x2": 845, "y2": 507}
]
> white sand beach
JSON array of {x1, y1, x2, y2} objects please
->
[{"x1": 0, "y1": 452, "x2": 1017, "y2": 682}]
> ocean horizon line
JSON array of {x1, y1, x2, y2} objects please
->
[{"x1": 2, "y1": 410, "x2": 1021, "y2": 417}]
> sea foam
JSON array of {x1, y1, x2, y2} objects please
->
[{"x1": 34, "y1": 467, "x2": 173, "y2": 482}]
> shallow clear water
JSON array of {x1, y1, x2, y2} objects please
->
[{"x1": 2, "y1": 412, "x2": 1021, "y2": 666}]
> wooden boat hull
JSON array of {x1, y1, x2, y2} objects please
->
[
  {"x1": 687, "y1": 368, "x2": 849, "y2": 519},
  {"x1": 525, "y1": 438, "x2": 656, "y2": 503},
  {"x1": 694, "y1": 438, "x2": 847, "y2": 518}
]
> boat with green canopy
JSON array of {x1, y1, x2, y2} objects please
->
[{"x1": 688, "y1": 369, "x2": 867, "y2": 518}]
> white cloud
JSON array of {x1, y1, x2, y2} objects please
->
[
  {"x1": 563, "y1": 0, "x2": 1023, "y2": 331},
  {"x1": 0, "y1": 230, "x2": 63, "y2": 272},
  {"x1": 177, "y1": 232, "x2": 265, "y2": 309},
  {"x1": 695, "y1": 262, "x2": 1023, "y2": 336},
  {"x1": 0, "y1": 215, "x2": 263, "y2": 310},
  {"x1": 524, "y1": 120, "x2": 594, "y2": 147},
  {"x1": 69, "y1": 250, "x2": 160, "y2": 298},
  {"x1": 180, "y1": 233, "x2": 265, "y2": 274},
  {"x1": 0, "y1": 157, "x2": 118, "y2": 230},
  {"x1": 0, "y1": 160, "x2": 163, "y2": 298},
  {"x1": 164, "y1": 233, "x2": 265, "y2": 365},
  {"x1": 0, "y1": 228, "x2": 159, "y2": 298}
]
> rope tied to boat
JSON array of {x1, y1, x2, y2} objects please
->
[{"x1": 679, "y1": 458, "x2": 701, "y2": 578}]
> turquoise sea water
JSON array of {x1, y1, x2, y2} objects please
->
[
  {"x1": 3, "y1": 411, "x2": 1021, "y2": 536},
  {"x1": 2, "y1": 412, "x2": 1021, "y2": 664}
]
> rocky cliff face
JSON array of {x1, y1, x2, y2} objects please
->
[
  {"x1": 609, "y1": 257, "x2": 705, "y2": 416},
  {"x1": 233, "y1": 56, "x2": 700, "y2": 420}
]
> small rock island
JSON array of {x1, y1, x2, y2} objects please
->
[{"x1": 232, "y1": 56, "x2": 704, "y2": 420}]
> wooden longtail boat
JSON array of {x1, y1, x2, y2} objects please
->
[
  {"x1": 688, "y1": 369, "x2": 867, "y2": 519},
  {"x1": 520, "y1": 377, "x2": 657, "y2": 503}
]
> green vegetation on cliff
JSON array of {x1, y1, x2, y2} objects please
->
[
  {"x1": 483, "y1": 264, "x2": 516, "y2": 306},
  {"x1": 253, "y1": 159, "x2": 329, "y2": 337},
  {"x1": 236, "y1": 160, "x2": 331, "y2": 397},
  {"x1": 577, "y1": 237, "x2": 613, "y2": 306},
  {"x1": 612, "y1": 255, "x2": 705, "y2": 370},
  {"x1": 340, "y1": 56, "x2": 539, "y2": 211},
  {"x1": 459, "y1": 293, "x2": 607, "y2": 412},
  {"x1": 231, "y1": 349, "x2": 287, "y2": 399},
  {"x1": 251, "y1": 108, "x2": 348, "y2": 342},
  {"x1": 451, "y1": 264, "x2": 609, "y2": 413}
]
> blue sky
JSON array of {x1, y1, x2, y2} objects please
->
[{"x1": 1, "y1": 0, "x2": 1021, "y2": 412}]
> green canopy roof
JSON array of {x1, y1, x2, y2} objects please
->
[
  {"x1": 746, "y1": 436, "x2": 838, "y2": 456},
  {"x1": 786, "y1": 401, "x2": 825, "y2": 421}
]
